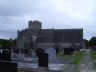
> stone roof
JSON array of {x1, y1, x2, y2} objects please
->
[
  {"x1": 27, "y1": 29, "x2": 37, "y2": 36},
  {"x1": 36, "y1": 29, "x2": 83, "y2": 43},
  {"x1": 17, "y1": 29, "x2": 36, "y2": 40}
]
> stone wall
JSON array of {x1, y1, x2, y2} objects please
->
[
  {"x1": 28, "y1": 20, "x2": 42, "y2": 34},
  {"x1": 35, "y1": 43, "x2": 81, "y2": 50},
  {"x1": 16, "y1": 29, "x2": 33, "y2": 49}
]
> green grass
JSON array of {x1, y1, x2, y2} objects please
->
[
  {"x1": 18, "y1": 68, "x2": 26, "y2": 70},
  {"x1": 90, "y1": 51, "x2": 96, "y2": 59},
  {"x1": 93, "y1": 63, "x2": 96, "y2": 68},
  {"x1": 57, "y1": 51, "x2": 86, "y2": 65},
  {"x1": 90, "y1": 51, "x2": 96, "y2": 68}
]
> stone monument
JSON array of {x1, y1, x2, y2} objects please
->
[
  {"x1": 37, "y1": 53, "x2": 49, "y2": 70},
  {"x1": 45, "y1": 48, "x2": 57, "y2": 62}
]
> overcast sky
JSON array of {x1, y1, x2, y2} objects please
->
[{"x1": 0, "y1": 0, "x2": 96, "y2": 40}]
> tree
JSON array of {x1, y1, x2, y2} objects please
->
[
  {"x1": 13, "y1": 38, "x2": 16, "y2": 45},
  {"x1": 2, "y1": 39, "x2": 8, "y2": 49},
  {"x1": 89, "y1": 36, "x2": 96, "y2": 46},
  {"x1": 83, "y1": 39, "x2": 89, "y2": 47},
  {"x1": 0, "y1": 39, "x2": 3, "y2": 45},
  {"x1": 0, "y1": 45, "x2": 2, "y2": 49},
  {"x1": 0, "y1": 38, "x2": 14, "y2": 50}
]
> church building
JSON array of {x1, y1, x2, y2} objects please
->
[{"x1": 16, "y1": 20, "x2": 83, "y2": 53}]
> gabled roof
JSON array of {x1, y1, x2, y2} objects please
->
[
  {"x1": 36, "y1": 28, "x2": 83, "y2": 43},
  {"x1": 27, "y1": 29, "x2": 37, "y2": 36},
  {"x1": 38, "y1": 29, "x2": 54, "y2": 36},
  {"x1": 17, "y1": 29, "x2": 36, "y2": 41}
]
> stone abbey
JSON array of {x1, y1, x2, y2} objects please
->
[{"x1": 16, "y1": 20, "x2": 84, "y2": 53}]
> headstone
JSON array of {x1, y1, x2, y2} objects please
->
[
  {"x1": 36, "y1": 48, "x2": 44, "y2": 56},
  {"x1": 64, "y1": 48, "x2": 71, "y2": 55},
  {"x1": 92, "y1": 46, "x2": 96, "y2": 53},
  {"x1": 70, "y1": 47, "x2": 74, "y2": 53},
  {"x1": 91, "y1": 46, "x2": 94, "y2": 52},
  {"x1": 75, "y1": 46, "x2": 80, "y2": 52},
  {"x1": 59, "y1": 48, "x2": 64, "y2": 56},
  {"x1": 37, "y1": 53, "x2": 49, "y2": 70},
  {"x1": 0, "y1": 61, "x2": 17, "y2": 72},
  {"x1": 25, "y1": 49, "x2": 28, "y2": 54},
  {"x1": 14, "y1": 49, "x2": 19, "y2": 53},
  {"x1": 28, "y1": 49, "x2": 33, "y2": 56},
  {"x1": 20, "y1": 49, "x2": 25, "y2": 53},
  {"x1": 32, "y1": 51, "x2": 36, "y2": 57},
  {"x1": 0, "y1": 50, "x2": 11, "y2": 61},
  {"x1": 45, "y1": 48, "x2": 57, "y2": 62},
  {"x1": 16, "y1": 53, "x2": 25, "y2": 61},
  {"x1": 59, "y1": 48, "x2": 64, "y2": 52},
  {"x1": 0, "y1": 49, "x2": 17, "y2": 72}
]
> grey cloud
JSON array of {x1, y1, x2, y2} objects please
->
[{"x1": 0, "y1": 0, "x2": 96, "y2": 40}]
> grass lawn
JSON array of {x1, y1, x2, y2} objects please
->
[
  {"x1": 90, "y1": 51, "x2": 96, "y2": 68},
  {"x1": 57, "y1": 51, "x2": 86, "y2": 65},
  {"x1": 18, "y1": 67, "x2": 26, "y2": 70},
  {"x1": 93, "y1": 63, "x2": 96, "y2": 68},
  {"x1": 90, "y1": 51, "x2": 96, "y2": 59}
]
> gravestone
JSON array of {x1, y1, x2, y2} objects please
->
[
  {"x1": 76, "y1": 48, "x2": 80, "y2": 52},
  {"x1": 0, "y1": 61, "x2": 17, "y2": 72},
  {"x1": 37, "y1": 53, "x2": 49, "y2": 70},
  {"x1": 0, "y1": 50, "x2": 11, "y2": 61},
  {"x1": 75, "y1": 46, "x2": 80, "y2": 52},
  {"x1": 92, "y1": 46, "x2": 96, "y2": 53},
  {"x1": 59, "y1": 48, "x2": 64, "y2": 52},
  {"x1": 55, "y1": 48, "x2": 59, "y2": 55},
  {"x1": 2, "y1": 52, "x2": 11, "y2": 61},
  {"x1": 0, "y1": 49, "x2": 17, "y2": 72},
  {"x1": 36, "y1": 48, "x2": 44, "y2": 56},
  {"x1": 16, "y1": 53, "x2": 25, "y2": 61},
  {"x1": 14, "y1": 49, "x2": 19, "y2": 53},
  {"x1": 64, "y1": 48, "x2": 71, "y2": 55},
  {"x1": 28, "y1": 49, "x2": 33, "y2": 56},
  {"x1": 45, "y1": 48, "x2": 57, "y2": 62},
  {"x1": 91, "y1": 46, "x2": 94, "y2": 52},
  {"x1": 25, "y1": 49, "x2": 28, "y2": 54},
  {"x1": 20, "y1": 49, "x2": 25, "y2": 53},
  {"x1": 32, "y1": 51, "x2": 36, "y2": 57},
  {"x1": 70, "y1": 47, "x2": 74, "y2": 53},
  {"x1": 59, "y1": 48, "x2": 64, "y2": 56},
  {"x1": 54, "y1": 44, "x2": 59, "y2": 54}
]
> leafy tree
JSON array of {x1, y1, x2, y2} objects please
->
[
  {"x1": 0, "y1": 45, "x2": 2, "y2": 49},
  {"x1": 0, "y1": 39, "x2": 3, "y2": 45},
  {"x1": 83, "y1": 39, "x2": 89, "y2": 47},
  {"x1": 9, "y1": 38, "x2": 13, "y2": 45},
  {"x1": 89, "y1": 36, "x2": 96, "y2": 46},
  {"x1": 0, "y1": 38, "x2": 16, "y2": 50},
  {"x1": 2, "y1": 39, "x2": 8, "y2": 49},
  {"x1": 13, "y1": 38, "x2": 16, "y2": 45}
]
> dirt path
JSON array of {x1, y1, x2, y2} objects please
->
[{"x1": 76, "y1": 49, "x2": 96, "y2": 72}]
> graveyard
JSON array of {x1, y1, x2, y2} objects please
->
[
  {"x1": 12, "y1": 48, "x2": 74, "y2": 71},
  {"x1": 90, "y1": 48, "x2": 96, "y2": 68},
  {"x1": 57, "y1": 51, "x2": 85, "y2": 65},
  {"x1": 10, "y1": 47, "x2": 85, "y2": 72},
  {"x1": 2, "y1": 47, "x2": 96, "y2": 72},
  {"x1": 0, "y1": 47, "x2": 86, "y2": 72},
  {"x1": 90, "y1": 46, "x2": 96, "y2": 59},
  {"x1": 90, "y1": 52, "x2": 96, "y2": 68},
  {"x1": 90, "y1": 50, "x2": 96, "y2": 59}
]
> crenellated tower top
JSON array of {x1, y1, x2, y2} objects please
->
[{"x1": 28, "y1": 20, "x2": 42, "y2": 34}]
